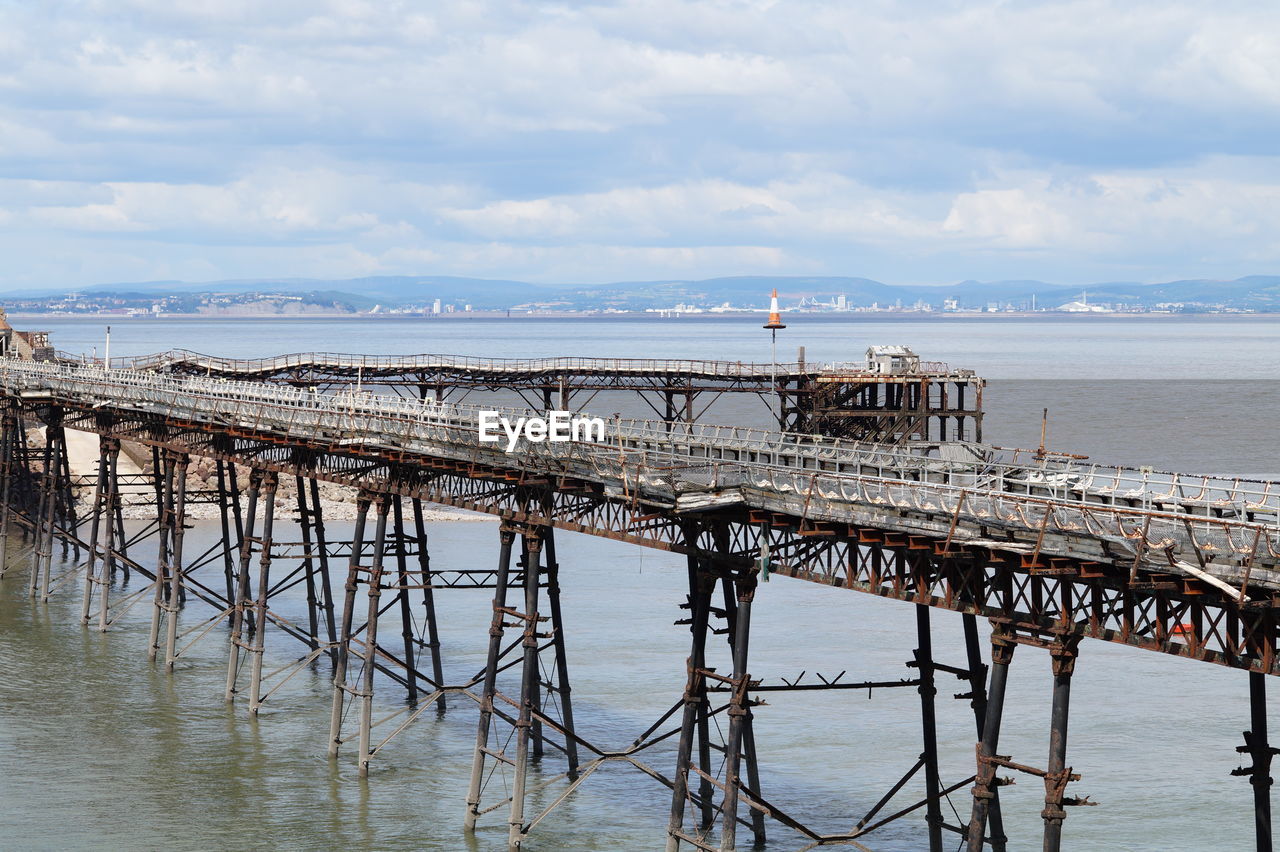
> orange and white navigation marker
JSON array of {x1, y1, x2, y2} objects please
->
[{"x1": 763, "y1": 288, "x2": 786, "y2": 330}]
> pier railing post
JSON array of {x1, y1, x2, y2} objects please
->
[{"x1": 968, "y1": 623, "x2": 1015, "y2": 852}]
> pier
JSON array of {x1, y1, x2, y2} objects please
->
[
  {"x1": 0, "y1": 350, "x2": 1275, "y2": 851},
  {"x1": 83, "y1": 347, "x2": 984, "y2": 443}
]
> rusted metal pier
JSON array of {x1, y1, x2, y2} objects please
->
[
  {"x1": 0, "y1": 354, "x2": 1276, "y2": 851},
  {"x1": 77, "y1": 347, "x2": 984, "y2": 443}
]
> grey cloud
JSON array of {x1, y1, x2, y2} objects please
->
[{"x1": 0, "y1": 1, "x2": 1278, "y2": 287}]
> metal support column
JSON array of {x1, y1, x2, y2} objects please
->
[
  {"x1": 163, "y1": 454, "x2": 188, "y2": 668},
  {"x1": 1236, "y1": 672, "x2": 1277, "y2": 852},
  {"x1": 356, "y1": 495, "x2": 390, "y2": 775},
  {"x1": 391, "y1": 497, "x2": 419, "y2": 706},
  {"x1": 508, "y1": 530, "x2": 544, "y2": 851},
  {"x1": 542, "y1": 526, "x2": 579, "y2": 777},
  {"x1": 963, "y1": 613, "x2": 1005, "y2": 847},
  {"x1": 30, "y1": 420, "x2": 55, "y2": 598},
  {"x1": 968, "y1": 625, "x2": 1015, "y2": 852},
  {"x1": 89, "y1": 438, "x2": 122, "y2": 632},
  {"x1": 465, "y1": 524, "x2": 517, "y2": 831},
  {"x1": 246, "y1": 472, "x2": 279, "y2": 714},
  {"x1": 1042, "y1": 638, "x2": 1080, "y2": 852},
  {"x1": 224, "y1": 469, "x2": 262, "y2": 702},
  {"x1": 296, "y1": 474, "x2": 323, "y2": 654},
  {"x1": 719, "y1": 568, "x2": 758, "y2": 852},
  {"x1": 78, "y1": 438, "x2": 109, "y2": 621},
  {"x1": 329, "y1": 494, "x2": 371, "y2": 756},
  {"x1": 412, "y1": 498, "x2": 445, "y2": 713},
  {"x1": 667, "y1": 552, "x2": 716, "y2": 851},
  {"x1": 0, "y1": 404, "x2": 16, "y2": 578},
  {"x1": 148, "y1": 451, "x2": 176, "y2": 660},
  {"x1": 719, "y1": 571, "x2": 766, "y2": 846},
  {"x1": 916, "y1": 604, "x2": 943, "y2": 851},
  {"x1": 311, "y1": 477, "x2": 338, "y2": 661}
]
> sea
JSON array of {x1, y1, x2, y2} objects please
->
[{"x1": 0, "y1": 314, "x2": 1273, "y2": 851}]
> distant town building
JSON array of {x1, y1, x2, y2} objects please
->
[{"x1": 1056, "y1": 291, "x2": 1111, "y2": 313}]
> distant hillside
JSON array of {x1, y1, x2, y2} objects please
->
[
  {"x1": 81, "y1": 276, "x2": 556, "y2": 311},
  {"x1": 8, "y1": 273, "x2": 1280, "y2": 312}
]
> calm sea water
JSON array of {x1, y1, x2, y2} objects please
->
[{"x1": 0, "y1": 315, "x2": 1273, "y2": 851}]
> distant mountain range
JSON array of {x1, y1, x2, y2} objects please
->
[{"x1": 8, "y1": 274, "x2": 1280, "y2": 312}]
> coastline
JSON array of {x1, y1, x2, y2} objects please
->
[{"x1": 10, "y1": 310, "x2": 1278, "y2": 322}]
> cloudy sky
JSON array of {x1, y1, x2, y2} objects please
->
[{"x1": 2, "y1": 1, "x2": 1279, "y2": 289}]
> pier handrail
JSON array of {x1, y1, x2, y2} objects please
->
[
  {"x1": 62, "y1": 348, "x2": 978, "y2": 379},
  {"x1": 2, "y1": 358, "x2": 1277, "y2": 592}
]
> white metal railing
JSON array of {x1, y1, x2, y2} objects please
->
[
  {"x1": 4, "y1": 359, "x2": 1277, "y2": 588},
  {"x1": 58, "y1": 348, "x2": 977, "y2": 379}
]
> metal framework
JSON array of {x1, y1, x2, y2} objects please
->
[
  {"x1": 0, "y1": 358, "x2": 1274, "y2": 851},
  {"x1": 73, "y1": 348, "x2": 985, "y2": 443}
]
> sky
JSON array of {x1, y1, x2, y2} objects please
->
[{"x1": 2, "y1": 1, "x2": 1280, "y2": 289}]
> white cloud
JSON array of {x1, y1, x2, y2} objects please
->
[{"x1": 1, "y1": 1, "x2": 1280, "y2": 286}]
